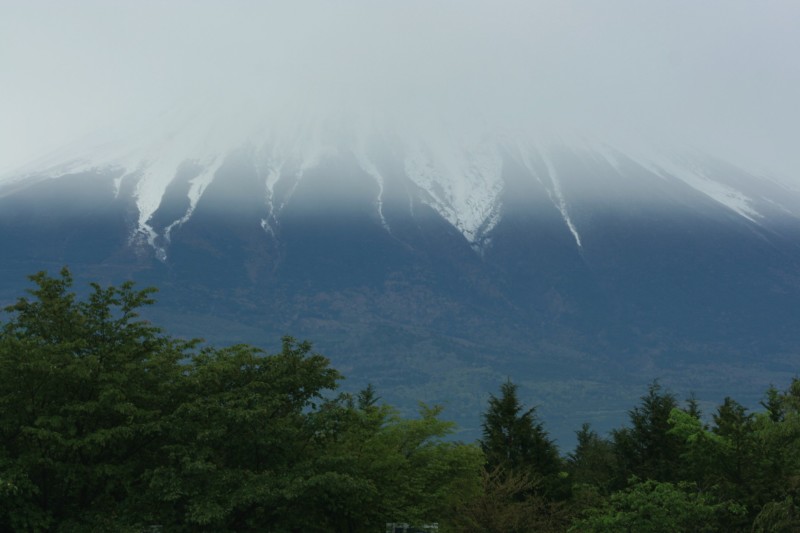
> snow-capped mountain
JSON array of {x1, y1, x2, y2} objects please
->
[
  {"x1": 2, "y1": 115, "x2": 800, "y2": 445},
  {"x1": 4, "y1": 107, "x2": 797, "y2": 262}
]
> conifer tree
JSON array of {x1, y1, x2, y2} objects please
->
[
  {"x1": 567, "y1": 423, "x2": 617, "y2": 491},
  {"x1": 480, "y1": 381, "x2": 561, "y2": 482},
  {"x1": 612, "y1": 381, "x2": 684, "y2": 484}
]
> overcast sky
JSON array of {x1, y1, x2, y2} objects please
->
[{"x1": 1, "y1": 1, "x2": 798, "y2": 180}]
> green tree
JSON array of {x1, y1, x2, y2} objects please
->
[
  {"x1": 568, "y1": 478, "x2": 745, "y2": 533},
  {"x1": 142, "y1": 338, "x2": 344, "y2": 531},
  {"x1": 752, "y1": 496, "x2": 800, "y2": 532},
  {"x1": 711, "y1": 397, "x2": 754, "y2": 496},
  {"x1": 748, "y1": 379, "x2": 800, "y2": 524},
  {"x1": 612, "y1": 381, "x2": 684, "y2": 485},
  {"x1": 0, "y1": 269, "x2": 485, "y2": 532},
  {"x1": 452, "y1": 466, "x2": 567, "y2": 533},
  {"x1": 480, "y1": 381, "x2": 560, "y2": 480},
  {"x1": 668, "y1": 383, "x2": 800, "y2": 529},
  {"x1": 567, "y1": 423, "x2": 617, "y2": 492},
  {"x1": 0, "y1": 268, "x2": 190, "y2": 531},
  {"x1": 476, "y1": 381, "x2": 565, "y2": 531},
  {"x1": 760, "y1": 385, "x2": 784, "y2": 422}
]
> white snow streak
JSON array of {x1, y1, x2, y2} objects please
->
[
  {"x1": 354, "y1": 148, "x2": 390, "y2": 231},
  {"x1": 162, "y1": 155, "x2": 225, "y2": 244},
  {"x1": 628, "y1": 150, "x2": 763, "y2": 223},
  {"x1": 523, "y1": 148, "x2": 583, "y2": 248},
  {"x1": 253, "y1": 149, "x2": 284, "y2": 237}
]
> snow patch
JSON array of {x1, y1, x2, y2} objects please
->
[
  {"x1": 679, "y1": 172, "x2": 762, "y2": 222},
  {"x1": 404, "y1": 138, "x2": 503, "y2": 245},
  {"x1": 629, "y1": 152, "x2": 763, "y2": 223}
]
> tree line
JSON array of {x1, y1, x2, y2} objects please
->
[{"x1": 0, "y1": 269, "x2": 798, "y2": 531}]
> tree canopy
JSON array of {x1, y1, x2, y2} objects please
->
[
  {"x1": 0, "y1": 269, "x2": 482, "y2": 532},
  {"x1": 1, "y1": 269, "x2": 799, "y2": 532}
]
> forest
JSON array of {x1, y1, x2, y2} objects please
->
[{"x1": 1, "y1": 269, "x2": 798, "y2": 532}]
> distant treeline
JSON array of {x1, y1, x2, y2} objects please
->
[{"x1": 1, "y1": 269, "x2": 798, "y2": 532}]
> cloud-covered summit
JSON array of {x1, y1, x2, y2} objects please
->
[{"x1": 1, "y1": 1, "x2": 798, "y2": 184}]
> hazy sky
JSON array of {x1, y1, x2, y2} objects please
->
[{"x1": 1, "y1": 1, "x2": 798, "y2": 180}]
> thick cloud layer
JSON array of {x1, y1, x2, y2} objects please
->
[{"x1": 1, "y1": 1, "x2": 798, "y2": 182}]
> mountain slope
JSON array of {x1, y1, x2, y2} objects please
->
[{"x1": 2, "y1": 132, "x2": 800, "y2": 445}]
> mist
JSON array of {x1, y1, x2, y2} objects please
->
[{"x1": 2, "y1": 1, "x2": 798, "y2": 182}]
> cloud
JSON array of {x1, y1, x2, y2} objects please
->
[{"x1": 1, "y1": 1, "x2": 798, "y2": 181}]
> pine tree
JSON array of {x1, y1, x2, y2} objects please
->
[
  {"x1": 476, "y1": 381, "x2": 566, "y2": 531},
  {"x1": 480, "y1": 381, "x2": 561, "y2": 481},
  {"x1": 567, "y1": 423, "x2": 617, "y2": 491},
  {"x1": 612, "y1": 381, "x2": 684, "y2": 484}
]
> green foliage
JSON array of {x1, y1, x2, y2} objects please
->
[
  {"x1": 3, "y1": 269, "x2": 800, "y2": 532},
  {"x1": 142, "y1": 339, "x2": 345, "y2": 530},
  {"x1": 664, "y1": 382, "x2": 800, "y2": 530},
  {"x1": 0, "y1": 268, "x2": 189, "y2": 531},
  {"x1": 752, "y1": 496, "x2": 800, "y2": 532},
  {"x1": 0, "y1": 270, "x2": 484, "y2": 532},
  {"x1": 241, "y1": 395, "x2": 485, "y2": 533},
  {"x1": 473, "y1": 381, "x2": 567, "y2": 530},
  {"x1": 570, "y1": 380, "x2": 800, "y2": 531},
  {"x1": 748, "y1": 379, "x2": 800, "y2": 517},
  {"x1": 480, "y1": 381, "x2": 561, "y2": 482},
  {"x1": 566, "y1": 423, "x2": 616, "y2": 492},
  {"x1": 568, "y1": 478, "x2": 745, "y2": 532},
  {"x1": 666, "y1": 408, "x2": 728, "y2": 488},
  {"x1": 611, "y1": 381, "x2": 685, "y2": 485},
  {"x1": 451, "y1": 466, "x2": 567, "y2": 533}
]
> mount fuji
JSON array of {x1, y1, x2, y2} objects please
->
[{"x1": 2, "y1": 112, "x2": 800, "y2": 445}]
